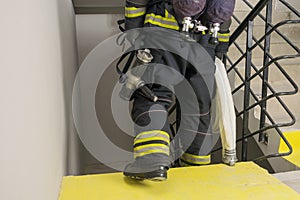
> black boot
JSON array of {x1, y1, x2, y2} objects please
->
[
  {"x1": 124, "y1": 164, "x2": 168, "y2": 181},
  {"x1": 123, "y1": 154, "x2": 170, "y2": 181}
]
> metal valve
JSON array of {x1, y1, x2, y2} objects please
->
[
  {"x1": 182, "y1": 17, "x2": 194, "y2": 32},
  {"x1": 222, "y1": 149, "x2": 238, "y2": 166},
  {"x1": 209, "y1": 23, "x2": 220, "y2": 45},
  {"x1": 193, "y1": 21, "x2": 208, "y2": 33}
]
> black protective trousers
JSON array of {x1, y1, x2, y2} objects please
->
[{"x1": 131, "y1": 45, "x2": 217, "y2": 165}]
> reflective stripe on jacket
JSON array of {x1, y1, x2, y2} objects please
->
[{"x1": 125, "y1": 0, "x2": 179, "y2": 31}]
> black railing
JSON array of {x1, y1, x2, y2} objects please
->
[{"x1": 225, "y1": 0, "x2": 300, "y2": 161}]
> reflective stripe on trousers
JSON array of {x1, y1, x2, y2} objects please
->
[
  {"x1": 180, "y1": 153, "x2": 211, "y2": 166},
  {"x1": 134, "y1": 130, "x2": 170, "y2": 158}
]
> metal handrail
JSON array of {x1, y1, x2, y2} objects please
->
[
  {"x1": 231, "y1": 20, "x2": 300, "y2": 95},
  {"x1": 229, "y1": 0, "x2": 270, "y2": 45},
  {"x1": 240, "y1": 0, "x2": 300, "y2": 53},
  {"x1": 225, "y1": 0, "x2": 300, "y2": 162}
]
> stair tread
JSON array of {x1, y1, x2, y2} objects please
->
[
  {"x1": 59, "y1": 162, "x2": 300, "y2": 200},
  {"x1": 279, "y1": 131, "x2": 300, "y2": 168},
  {"x1": 273, "y1": 170, "x2": 300, "y2": 193}
]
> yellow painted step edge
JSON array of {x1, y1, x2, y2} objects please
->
[
  {"x1": 279, "y1": 130, "x2": 300, "y2": 167},
  {"x1": 59, "y1": 162, "x2": 300, "y2": 200}
]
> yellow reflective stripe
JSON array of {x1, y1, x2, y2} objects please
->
[
  {"x1": 125, "y1": 12, "x2": 145, "y2": 18},
  {"x1": 218, "y1": 32, "x2": 230, "y2": 36},
  {"x1": 144, "y1": 13, "x2": 179, "y2": 30},
  {"x1": 134, "y1": 145, "x2": 169, "y2": 157},
  {"x1": 125, "y1": 7, "x2": 143, "y2": 11},
  {"x1": 218, "y1": 38, "x2": 229, "y2": 42},
  {"x1": 165, "y1": 9, "x2": 175, "y2": 20},
  {"x1": 184, "y1": 153, "x2": 211, "y2": 160},
  {"x1": 134, "y1": 149, "x2": 170, "y2": 158},
  {"x1": 165, "y1": 9, "x2": 169, "y2": 18},
  {"x1": 135, "y1": 130, "x2": 169, "y2": 141},
  {"x1": 134, "y1": 143, "x2": 168, "y2": 151},
  {"x1": 145, "y1": 18, "x2": 179, "y2": 30},
  {"x1": 218, "y1": 32, "x2": 230, "y2": 42},
  {"x1": 134, "y1": 137, "x2": 170, "y2": 146},
  {"x1": 125, "y1": 7, "x2": 146, "y2": 18},
  {"x1": 145, "y1": 13, "x2": 178, "y2": 23},
  {"x1": 179, "y1": 159, "x2": 192, "y2": 167},
  {"x1": 181, "y1": 153, "x2": 211, "y2": 165}
]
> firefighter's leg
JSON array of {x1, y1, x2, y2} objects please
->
[
  {"x1": 178, "y1": 72, "x2": 218, "y2": 167},
  {"x1": 123, "y1": 84, "x2": 173, "y2": 180}
]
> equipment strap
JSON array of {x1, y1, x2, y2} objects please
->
[
  {"x1": 116, "y1": 50, "x2": 136, "y2": 76},
  {"x1": 117, "y1": 19, "x2": 126, "y2": 32}
]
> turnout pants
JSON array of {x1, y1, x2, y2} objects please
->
[{"x1": 131, "y1": 48, "x2": 217, "y2": 166}]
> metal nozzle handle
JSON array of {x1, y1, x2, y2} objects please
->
[{"x1": 139, "y1": 85, "x2": 158, "y2": 102}]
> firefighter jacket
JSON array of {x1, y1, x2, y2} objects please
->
[{"x1": 124, "y1": 0, "x2": 231, "y2": 56}]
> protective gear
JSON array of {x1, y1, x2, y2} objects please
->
[
  {"x1": 173, "y1": 0, "x2": 206, "y2": 21},
  {"x1": 121, "y1": 0, "x2": 237, "y2": 181},
  {"x1": 124, "y1": 153, "x2": 169, "y2": 181},
  {"x1": 124, "y1": 0, "x2": 233, "y2": 55},
  {"x1": 144, "y1": 1, "x2": 179, "y2": 30},
  {"x1": 124, "y1": 0, "x2": 148, "y2": 30},
  {"x1": 215, "y1": 18, "x2": 232, "y2": 59},
  {"x1": 122, "y1": 43, "x2": 216, "y2": 178},
  {"x1": 124, "y1": 164, "x2": 168, "y2": 181},
  {"x1": 180, "y1": 153, "x2": 211, "y2": 166}
]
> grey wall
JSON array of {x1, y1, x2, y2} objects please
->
[
  {"x1": 76, "y1": 14, "x2": 123, "y2": 64},
  {"x1": 75, "y1": 14, "x2": 134, "y2": 174},
  {"x1": 0, "y1": 0, "x2": 78, "y2": 199}
]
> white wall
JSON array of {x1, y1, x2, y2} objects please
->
[{"x1": 0, "y1": 0, "x2": 78, "y2": 199}]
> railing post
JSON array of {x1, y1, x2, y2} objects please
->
[
  {"x1": 242, "y1": 20, "x2": 254, "y2": 161},
  {"x1": 259, "y1": 0, "x2": 273, "y2": 143}
]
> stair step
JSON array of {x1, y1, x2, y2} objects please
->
[
  {"x1": 279, "y1": 130, "x2": 300, "y2": 167},
  {"x1": 59, "y1": 162, "x2": 300, "y2": 200},
  {"x1": 273, "y1": 170, "x2": 300, "y2": 193}
]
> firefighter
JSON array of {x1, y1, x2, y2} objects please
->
[{"x1": 121, "y1": 0, "x2": 236, "y2": 181}]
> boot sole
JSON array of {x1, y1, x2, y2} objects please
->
[{"x1": 124, "y1": 168, "x2": 167, "y2": 181}]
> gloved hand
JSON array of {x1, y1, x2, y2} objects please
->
[{"x1": 222, "y1": 149, "x2": 238, "y2": 166}]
